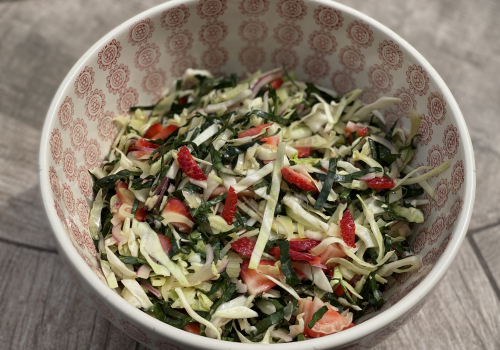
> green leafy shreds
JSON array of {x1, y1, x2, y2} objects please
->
[
  {"x1": 252, "y1": 308, "x2": 285, "y2": 336},
  {"x1": 313, "y1": 157, "x2": 339, "y2": 210},
  {"x1": 224, "y1": 140, "x2": 265, "y2": 159},
  {"x1": 316, "y1": 167, "x2": 382, "y2": 182},
  {"x1": 283, "y1": 65, "x2": 299, "y2": 89},
  {"x1": 208, "y1": 145, "x2": 240, "y2": 176},
  {"x1": 354, "y1": 272, "x2": 384, "y2": 320},
  {"x1": 307, "y1": 305, "x2": 328, "y2": 329},
  {"x1": 246, "y1": 109, "x2": 291, "y2": 126},
  {"x1": 131, "y1": 198, "x2": 139, "y2": 216},
  {"x1": 368, "y1": 138, "x2": 378, "y2": 159},
  {"x1": 403, "y1": 185, "x2": 424, "y2": 198},
  {"x1": 323, "y1": 293, "x2": 344, "y2": 312},
  {"x1": 296, "y1": 334, "x2": 306, "y2": 341},
  {"x1": 101, "y1": 154, "x2": 121, "y2": 169},
  {"x1": 384, "y1": 235, "x2": 410, "y2": 259},
  {"x1": 156, "y1": 302, "x2": 194, "y2": 329},
  {"x1": 275, "y1": 241, "x2": 301, "y2": 287},
  {"x1": 385, "y1": 121, "x2": 398, "y2": 141},
  {"x1": 118, "y1": 256, "x2": 149, "y2": 265},
  {"x1": 129, "y1": 105, "x2": 155, "y2": 112},
  {"x1": 208, "y1": 281, "x2": 237, "y2": 321},
  {"x1": 94, "y1": 170, "x2": 139, "y2": 189},
  {"x1": 305, "y1": 83, "x2": 338, "y2": 104},
  {"x1": 131, "y1": 175, "x2": 155, "y2": 190},
  {"x1": 377, "y1": 144, "x2": 400, "y2": 165},
  {"x1": 376, "y1": 200, "x2": 408, "y2": 221}
]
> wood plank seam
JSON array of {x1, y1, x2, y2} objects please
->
[
  {"x1": 468, "y1": 235, "x2": 500, "y2": 302},
  {"x1": 0, "y1": 236, "x2": 58, "y2": 254}
]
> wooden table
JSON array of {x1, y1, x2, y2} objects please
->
[{"x1": 1, "y1": 0, "x2": 498, "y2": 349}]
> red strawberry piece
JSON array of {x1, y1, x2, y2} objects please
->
[
  {"x1": 221, "y1": 186, "x2": 238, "y2": 224},
  {"x1": 298, "y1": 297, "x2": 352, "y2": 338},
  {"x1": 260, "y1": 134, "x2": 279, "y2": 148},
  {"x1": 177, "y1": 96, "x2": 189, "y2": 105},
  {"x1": 269, "y1": 246, "x2": 322, "y2": 265},
  {"x1": 240, "y1": 259, "x2": 277, "y2": 295},
  {"x1": 161, "y1": 197, "x2": 194, "y2": 233},
  {"x1": 293, "y1": 267, "x2": 307, "y2": 280},
  {"x1": 134, "y1": 206, "x2": 148, "y2": 222},
  {"x1": 319, "y1": 243, "x2": 347, "y2": 268},
  {"x1": 270, "y1": 77, "x2": 283, "y2": 89},
  {"x1": 296, "y1": 147, "x2": 312, "y2": 158},
  {"x1": 230, "y1": 237, "x2": 255, "y2": 257},
  {"x1": 157, "y1": 233, "x2": 172, "y2": 254},
  {"x1": 144, "y1": 122, "x2": 163, "y2": 139},
  {"x1": 176, "y1": 146, "x2": 207, "y2": 181},
  {"x1": 281, "y1": 168, "x2": 319, "y2": 192},
  {"x1": 115, "y1": 181, "x2": 149, "y2": 221},
  {"x1": 183, "y1": 322, "x2": 200, "y2": 335},
  {"x1": 340, "y1": 211, "x2": 356, "y2": 248},
  {"x1": 334, "y1": 284, "x2": 344, "y2": 297},
  {"x1": 344, "y1": 121, "x2": 369, "y2": 143},
  {"x1": 128, "y1": 139, "x2": 159, "y2": 153},
  {"x1": 289, "y1": 238, "x2": 321, "y2": 251},
  {"x1": 364, "y1": 177, "x2": 394, "y2": 190},
  {"x1": 238, "y1": 123, "x2": 273, "y2": 138},
  {"x1": 152, "y1": 125, "x2": 179, "y2": 141}
]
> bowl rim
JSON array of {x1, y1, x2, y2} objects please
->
[{"x1": 39, "y1": 0, "x2": 476, "y2": 348}]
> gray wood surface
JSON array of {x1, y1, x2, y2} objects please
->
[{"x1": 0, "y1": 0, "x2": 498, "y2": 349}]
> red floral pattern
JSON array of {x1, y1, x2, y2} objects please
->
[
  {"x1": 368, "y1": 64, "x2": 393, "y2": 93},
  {"x1": 154, "y1": 340, "x2": 184, "y2": 350},
  {"x1": 271, "y1": 47, "x2": 298, "y2": 71},
  {"x1": 416, "y1": 113, "x2": 433, "y2": 146},
  {"x1": 359, "y1": 87, "x2": 378, "y2": 104},
  {"x1": 406, "y1": 65, "x2": 430, "y2": 96},
  {"x1": 199, "y1": 20, "x2": 228, "y2": 46},
  {"x1": 54, "y1": 201, "x2": 65, "y2": 228},
  {"x1": 77, "y1": 166, "x2": 93, "y2": 198},
  {"x1": 393, "y1": 87, "x2": 417, "y2": 118},
  {"x1": 85, "y1": 89, "x2": 106, "y2": 121},
  {"x1": 170, "y1": 54, "x2": 197, "y2": 77},
  {"x1": 161, "y1": 5, "x2": 190, "y2": 31},
  {"x1": 119, "y1": 320, "x2": 152, "y2": 344},
  {"x1": 196, "y1": 0, "x2": 227, "y2": 20},
  {"x1": 378, "y1": 40, "x2": 403, "y2": 70},
  {"x1": 276, "y1": 0, "x2": 307, "y2": 20},
  {"x1": 74, "y1": 66, "x2": 95, "y2": 99},
  {"x1": 76, "y1": 198, "x2": 89, "y2": 228},
  {"x1": 443, "y1": 125, "x2": 460, "y2": 159},
  {"x1": 338, "y1": 45, "x2": 365, "y2": 73},
  {"x1": 330, "y1": 70, "x2": 355, "y2": 96},
  {"x1": 97, "y1": 39, "x2": 122, "y2": 71},
  {"x1": 239, "y1": 45, "x2": 266, "y2": 72},
  {"x1": 303, "y1": 54, "x2": 330, "y2": 82},
  {"x1": 313, "y1": 5, "x2": 343, "y2": 30},
  {"x1": 239, "y1": 0, "x2": 270, "y2": 17},
  {"x1": 422, "y1": 247, "x2": 439, "y2": 267},
  {"x1": 142, "y1": 68, "x2": 167, "y2": 94},
  {"x1": 70, "y1": 118, "x2": 88, "y2": 151},
  {"x1": 428, "y1": 214, "x2": 446, "y2": 245},
  {"x1": 308, "y1": 30, "x2": 337, "y2": 55},
  {"x1": 49, "y1": 128, "x2": 63, "y2": 164},
  {"x1": 117, "y1": 87, "x2": 139, "y2": 115},
  {"x1": 58, "y1": 96, "x2": 74, "y2": 130},
  {"x1": 451, "y1": 160, "x2": 464, "y2": 195},
  {"x1": 49, "y1": 166, "x2": 61, "y2": 200},
  {"x1": 346, "y1": 20, "x2": 373, "y2": 48},
  {"x1": 427, "y1": 92, "x2": 447, "y2": 125},
  {"x1": 273, "y1": 22, "x2": 303, "y2": 46},
  {"x1": 434, "y1": 178, "x2": 450, "y2": 211},
  {"x1": 84, "y1": 139, "x2": 102, "y2": 169},
  {"x1": 446, "y1": 196, "x2": 463, "y2": 230},
  {"x1": 134, "y1": 43, "x2": 161, "y2": 70},
  {"x1": 165, "y1": 30, "x2": 193, "y2": 55},
  {"x1": 411, "y1": 228, "x2": 427, "y2": 254},
  {"x1": 202, "y1": 46, "x2": 228, "y2": 71},
  {"x1": 97, "y1": 111, "x2": 116, "y2": 142},
  {"x1": 238, "y1": 18, "x2": 267, "y2": 43},
  {"x1": 128, "y1": 18, "x2": 155, "y2": 46},
  {"x1": 62, "y1": 148, "x2": 77, "y2": 182},
  {"x1": 62, "y1": 183, "x2": 76, "y2": 215},
  {"x1": 106, "y1": 64, "x2": 130, "y2": 94},
  {"x1": 427, "y1": 145, "x2": 445, "y2": 171},
  {"x1": 383, "y1": 108, "x2": 402, "y2": 130}
]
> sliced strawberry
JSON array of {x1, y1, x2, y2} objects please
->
[
  {"x1": 319, "y1": 243, "x2": 347, "y2": 268},
  {"x1": 230, "y1": 237, "x2": 255, "y2": 257},
  {"x1": 340, "y1": 211, "x2": 356, "y2": 248},
  {"x1": 161, "y1": 197, "x2": 195, "y2": 233},
  {"x1": 238, "y1": 123, "x2": 273, "y2": 138},
  {"x1": 260, "y1": 134, "x2": 279, "y2": 148},
  {"x1": 269, "y1": 247, "x2": 322, "y2": 265},
  {"x1": 334, "y1": 284, "x2": 344, "y2": 297},
  {"x1": 221, "y1": 186, "x2": 237, "y2": 224},
  {"x1": 364, "y1": 177, "x2": 394, "y2": 190},
  {"x1": 296, "y1": 147, "x2": 312, "y2": 158},
  {"x1": 281, "y1": 168, "x2": 319, "y2": 192},
  {"x1": 240, "y1": 259, "x2": 277, "y2": 295},
  {"x1": 151, "y1": 125, "x2": 179, "y2": 141},
  {"x1": 293, "y1": 267, "x2": 307, "y2": 280},
  {"x1": 270, "y1": 77, "x2": 283, "y2": 89},
  {"x1": 157, "y1": 233, "x2": 172, "y2": 254},
  {"x1": 176, "y1": 146, "x2": 207, "y2": 181},
  {"x1": 289, "y1": 238, "x2": 321, "y2": 251},
  {"x1": 298, "y1": 297, "x2": 352, "y2": 338},
  {"x1": 116, "y1": 181, "x2": 135, "y2": 205},
  {"x1": 144, "y1": 122, "x2": 163, "y2": 139},
  {"x1": 183, "y1": 322, "x2": 200, "y2": 335},
  {"x1": 344, "y1": 121, "x2": 369, "y2": 143},
  {"x1": 134, "y1": 206, "x2": 147, "y2": 222},
  {"x1": 177, "y1": 96, "x2": 189, "y2": 105},
  {"x1": 136, "y1": 138, "x2": 159, "y2": 149}
]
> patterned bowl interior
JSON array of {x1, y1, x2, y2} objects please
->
[{"x1": 44, "y1": 0, "x2": 466, "y2": 334}]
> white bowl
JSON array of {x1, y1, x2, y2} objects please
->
[{"x1": 39, "y1": 0, "x2": 475, "y2": 349}]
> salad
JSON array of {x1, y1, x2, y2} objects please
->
[{"x1": 89, "y1": 67, "x2": 450, "y2": 343}]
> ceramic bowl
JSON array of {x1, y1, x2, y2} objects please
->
[{"x1": 39, "y1": 0, "x2": 475, "y2": 349}]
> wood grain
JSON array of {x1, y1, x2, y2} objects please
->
[{"x1": 0, "y1": 0, "x2": 498, "y2": 349}]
